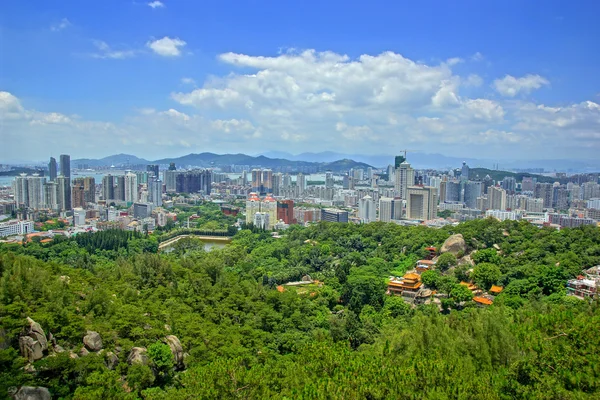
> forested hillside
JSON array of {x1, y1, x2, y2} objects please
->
[{"x1": 1, "y1": 219, "x2": 600, "y2": 399}]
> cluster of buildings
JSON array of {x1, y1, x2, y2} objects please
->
[{"x1": 1, "y1": 151, "x2": 599, "y2": 237}]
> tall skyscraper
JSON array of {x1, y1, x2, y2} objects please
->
[
  {"x1": 124, "y1": 171, "x2": 138, "y2": 203},
  {"x1": 26, "y1": 174, "x2": 45, "y2": 210},
  {"x1": 272, "y1": 173, "x2": 283, "y2": 196},
  {"x1": 44, "y1": 181, "x2": 58, "y2": 210},
  {"x1": 461, "y1": 161, "x2": 470, "y2": 181},
  {"x1": 359, "y1": 195, "x2": 376, "y2": 223},
  {"x1": 395, "y1": 161, "x2": 414, "y2": 200},
  {"x1": 502, "y1": 177, "x2": 517, "y2": 194},
  {"x1": 60, "y1": 154, "x2": 71, "y2": 178},
  {"x1": 175, "y1": 170, "x2": 212, "y2": 194},
  {"x1": 147, "y1": 164, "x2": 159, "y2": 178},
  {"x1": 57, "y1": 175, "x2": 71, "y2": 211},
  {"x1": 297, "y1": 173, "x2": 306, "y2": 195},
  {"x1": 13, "y1": 174, "x2": 29, "y2": 208},
  {"x1": 406, "y1": 186, "x2": 438, "y2": 221},
  {"x1": 463, "y1": 181, "x2": 483, "y2": 209},
  {"x1": 488, "y1": 186, "x2": 507, "y2": 210},
  {"x1": 445, "y1": 181, "x2": 460, "y2": 202},
  {"x1": 148, "y1": 175, "x2": 163, "y2": 207},
  {"x1": 48, "y1": 157, "x2": 57, "y2": 182},
  {"x1": 71, "y1": 178, "x2": 86, "y2": 209},
  {"x1": 325, "y1": 172, "x2": 334, "y2": 189},
  {"x1": 251, "y1": 169, "x2": 273, "y2": 194},
  {"x1": 379, "y1": 197, "x2": 402, "y2": 222},
  {"x1": 114, "y1": 175, "x2": 126, "y2": 201},
  {"x1": 534, "y1": 183, "x2": 554, "y2": 208},
  {"x1": 102, "y1": 175, "x2": 115, "y2": 201}
]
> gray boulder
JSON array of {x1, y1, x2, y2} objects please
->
[
  {"x1": 83, "y1": 331, "x2": 103, "y2": 351},
  {"x1": 11, "y1": 386, "x2": 51, "y2": 400},
  {"x1": 26, "y1": 318, "x2": 48, "y2": 351},
  {"x1": 105, "y1": 351, "x2": 119, "y2": 370},
  {"x1": 127, "y1": 347, "x2": 149, "y2": 365},
  {"x1": 19, "y1": 336, "x2": 43, "y2": 363},
  {"x1": 165, "y1": 335, "x2": 184, "y2": 368},
  {"x1": 440, "y1": 234, "x2": 466, "y2": 255},
  {"x1": 79, "y1": 347, "x2": 90, "y2": 357}
]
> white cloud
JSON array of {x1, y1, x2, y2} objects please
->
[
  {"x1": 50, "y1": 18, "x2": 71, "y2": 32},
  {"x1": 3, "y1": 48, "x2": 599, "y2": 160},
  {"x1": 181, "y1": 77, "x2": 196, "y2": 86},
  {"x1": 470, "y1": 52, "x2": 484, "y2": 62},
  {"x1": 147, "y1": 37, "x2": 186, "y2": 57},
  {"x1": 147, "y1": 1, "x2": 165, "y2": 8},
  {"x1": 91, "y1": 40, "x2": 136, "y2": 59},
  {"x1": 493, "y1": 74, "x2": 550, "y2": 97}
]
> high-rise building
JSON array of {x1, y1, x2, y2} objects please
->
[
  {"x1": 60, "y1": 154, "x2": 71, "y2": 178},
  {"x1": 48, "y1": 157, "x2": 57, "y2": 182},
  {"x1": 253, "y1": 212, "x2": 270, "y2": 230},
  {"x1": 534, "y1": 183, "x2": 554, "y2": 208},
  {"x1": 277, "y1": 200, "x2": 295, "y2": 225},
  {"x1": 124, "y1": 171, "x2": 138, "y2": 203},
  {"x1": 164, "y1": 170, "x2": 179, "y2": 192},
  {"x1": 394, "y1": 161, "x2": 414, "y2": 200},
  {"x1": 57, "y1": 175, "x2": 71, "y2": 211},
  {"x1": 148, "y1": 176, "x2": 163, "y2": 207},
  {"x1": 261, "y1": 194, "x2": 277, "y2": 229},
  {"x1": 445, "y1": 181, "x2": 460, "y2": 202},
  {"x1": 272, "y1": 173, "x2": 283, "y2": 196},
  {"x1": 439, "y1": 181, "x2": 447, "y2": 205},
  {"x1": 114, "y1": 176, "x2": 126, "y2": 201},
  {"x1": 26, "y1": 174, "x2": 45, "y2": 210},
  {"x1": 482, "y1": 175, "x2": 494, "y2": 194},
  {"x1": 325, "y1": 172, "x2": 334, "y2": 189},
  {"x1": 406, "y1": 186, "x2": 437, "y2": 221},
  {"x1": 147, "y1": 164, "x2": 159, "y2": 178},
  {"x1": 102, "y1": 175, "x2": 115, "y2": 201},
  {"x1": 251, "y1": 169, "x2": 273, "y2": 194},
  {"x1": 488, "y1": 186, "x2": 507, "y2": 210},
  {"x1": 321, "y1": 208, "x2": 349, "y2": 223},
  {"x1": 502, "y1": 177, "x2": 517, "y2": 194},
  {"x1": 463, "y1": 181, "x2": 483, "y2": 209},
  {"x1": 168, "y1": 162, "x2": 176, "y2": 171},
  {"x1": 379, "y1": 197, "x2": 402, "y2": 222},
  {"x1": 297, "y1": 173, "x2": 306, "y2": 195},
  {"x1": 44, "y1": 181, "x2": 58, "y2": 210},
  {"x1": 13, "y1": 174, "x2": 29, "y2": 208},
  {"x1": 521, "y1": 177, "x2": 534, "y2": 192},
  {"x1": 175, "y1": 170, "x2": 212, "y2": 194},
  {"x1": 359, "y1": 195, "x2": 376, "y2": 223},
  {"x1": 246, "y1": 192, "x2": 261, "y2": 225},
  {"x1": 461, "y1": 162, "x2": 470, "y2": 181},
  {"x1": 72, "y1": 178, "x2": 86, "y2": 209},
  {"x1": 526, "y1": 198, "x2": 544, "y2": 213}
]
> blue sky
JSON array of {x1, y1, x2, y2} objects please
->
[{"x1": 1, "y1": 0, "x2": 599, "y2": 162}]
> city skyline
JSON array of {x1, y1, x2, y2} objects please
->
[{"x1": 2, "y1": 2, "x2": 600, "y2": 162}]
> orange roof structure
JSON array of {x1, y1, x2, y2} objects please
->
[
  {"x1": 460, "y1": 281, "x2": 478, "y2": 291},
  {"x1": 404, "y1": 273, "x2": 420, "y2": 281},
  {"x1": 473, "y1": 296, "x2": 493, "y2": 306},
  {"x1": 417, "y1": 260, "x2": 436, "y2": 265},
  {"x1": 489, "y1": 285, "x2": 504, "y2": 295},
  {"x1": 276, "y1": 285, "x2": 285, "y2": 293}
]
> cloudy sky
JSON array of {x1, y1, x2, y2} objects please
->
[{"x1": 1, "y1": 0, "x2": 599, "y2": 162}]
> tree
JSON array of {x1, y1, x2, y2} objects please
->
[
  {"x1": 471, "y1": 262, "x2": 502, "y2": 290},
  {"x1": 450, "y1": 284, "x2": 474, "y2": 303},
  {"x1": 436, "y1": 253, "x2": 457, "y2": 271},
  {"x1": 472, "y1": 249, "x2": 501, "y2": 265},
  {"x1": 148, "y1": 342, "x2": 174, "y2": 386},
  {"x1": 421, "y1": 270, "x2": 441, "y2": 289}
]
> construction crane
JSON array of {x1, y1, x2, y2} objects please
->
[{"x1": 395, "y1": 149, "x2": 419, "y2": 167}]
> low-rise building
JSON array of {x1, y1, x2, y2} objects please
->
[{"x1": 0, "y1": 219, "x2": 34, "y2": 237}]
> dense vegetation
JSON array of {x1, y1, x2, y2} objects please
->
[{"x1": 1, "y1": 218, "x2": 600, "y2": 399}]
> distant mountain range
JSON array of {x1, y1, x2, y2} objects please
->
[
  {"x1": 261, "y1": 151, "x2": 600, "y2": 172},
  {"x1": 72, "y1": 153, "x2": 373, "y2": 172}
]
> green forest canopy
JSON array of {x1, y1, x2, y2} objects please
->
[{"x1": 1, "y1": 218, "x2": 600, "y2": 399}]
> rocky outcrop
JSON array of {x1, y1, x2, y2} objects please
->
[
  {"x1": 11, "y1": 386, "x2": 51, "y2": 400},
  {"x1": 79, "y1": 347, "x2": 90, "y2": 357},
  {"x1": 440, "y1": 234, "x2": 466, "y2": 255},
  {"x1": 127, "y1": 347, "x2": 149, "y2": 365},
  {"x1": 105, "y1": 351, "x2": 119, "y2": 370},
  {"x1": 26, "y1": 318, "x2": 48, "y2": 351},
  {"x1": 19, "y1": 336, "x2": 43, "y2": 363},
  {"x1": 83, "y1": 331, "x2": 103, "y2": 351},
  {"x1": 165, "y1": 335, "x2": 184, "y2": 368}
]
